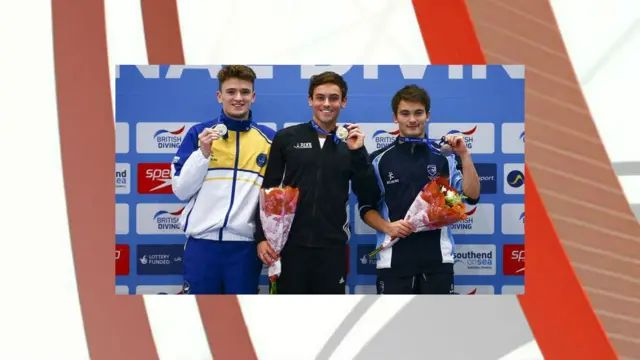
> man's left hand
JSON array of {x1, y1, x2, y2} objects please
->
[
  {"x1": 345, "y1": 123, "x2": 365, "y2": 150},
  {"x1": 445, "y1": 134, "x2": 468, "y2": 155}
]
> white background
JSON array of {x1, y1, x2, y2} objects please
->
[{"x1": 0, "y1": 0, "x2": 637, "y2": 359}]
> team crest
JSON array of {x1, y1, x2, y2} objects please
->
[
  {"x1": 427, "y1": 164, "x2": 437, "y2": 177},
  {"x1": 256, "y1": 153, "x2": 268, "y2": 167},
  {"x1": 182, "y1": 281, "x2": 191, "y2": 294}
]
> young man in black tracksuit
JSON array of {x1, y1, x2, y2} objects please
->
[
  {"x1": 254, "y1": 71, "x2": 377, "y2": 294},
  {"x1": 359, "y1": 85, "x2": 481, "y2": 294}
]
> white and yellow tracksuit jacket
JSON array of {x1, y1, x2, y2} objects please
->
[{"x1": 170, "y1": 112, "x2": 275, "y2": 241}]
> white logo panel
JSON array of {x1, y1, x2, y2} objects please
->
[
  {"x1": 115, "y1": 163, "x2": 130, "y2": 194},
  {"x1": 501, "y1": 123, "x2": 525, "y2": 154},
  {"x1": 428, "y1": 123, "x2": 495, "y2": 154},
  {"x1": 136, "y1": 285, "x2": 183, "y2": 294},
  {"x1": 115, "y1": 122, "x2": 129, "y2": 154},
  {"x1": 136, "y1": 122, "x2": 197, "y2": 154},
  {"x1": 449, "y1": 204, "x2": 494, "y2": 235},
  {"x1": 116, "y1": 203, "x2": 129, "y2": 235},
  {"x1": 136, "y1": 203, "x2": 185, "y2": 235},
  {"x1": 359, "y1": 123, "x2": 399, "y2": 153},
  {"x1": 454, "y1": 285, "x2": 495, "y2": 295},
  {"x1": 502, "y1": 204, "x2": 525, "y2": 235},
  {"x1": 501, "y1": 285, "x2": 525, "y2": 295},
  {"x1": 504, "y1": 163, "x2": 525, "y2": 194},
  {"x1": 453, "y1": 244, "x2": 496, "y2": 275}
]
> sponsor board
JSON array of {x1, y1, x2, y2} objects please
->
[
  {"x1": 453, "y1": 244, "x2": 496, "y2": 275},
  {"x1": 502, "y1": 204, "x2": 525, "y2": 235},
  {"x1": 428, "y1": 123, "x2": 495, "y2": 154},
  {"x1": 449, "y1": 204, "x2": 495, "y2": 235},
  {"x1": 136, "y1": 203, "x2": 185, "y2": 235},
  {"x1": 504, "y1": 163, "x2": 525, "y2": 195},
  {"x1": 501, "y1": 123, "x2": 525, "y2": 154}
]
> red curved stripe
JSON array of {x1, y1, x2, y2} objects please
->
[
  {"x1": 413, "y1": 0, "x2": 485, "y2": 64},
  {"x1": 522, "y1": 167, "x2": 616, "y2": 359},
  {"x1": 51, "y1": 1, "x2": 158, "y2": 359},
  {"x1": 169, "y1": 125, "x2": 186, "y2": 135},
  {"x1": 140, "y1": 2, "x2": 259, "y2": 359},
  {"x1": 411, "y1": 0, "x2": 616, "y2": 358},
  {"x1": 462, "y1": 125, "x2": 477, "y2": 135},
  {"x1": 141, "y1": 0, "x2": 185, "y2": 64}
]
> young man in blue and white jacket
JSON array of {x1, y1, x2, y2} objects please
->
[
  {"x1": 171, "y1": 65, "x2": 275, "y2": 294},
  {"x1": 359, "y1": 85, "x2": 481, "y2": 294}
]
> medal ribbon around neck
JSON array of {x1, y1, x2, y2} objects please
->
[
  {"x1": 211, "y1": 111, "x2": 253, "y2": 140},
  {"x1": 310, "y1": 120, "x2": 349, "y2": 144},
  {"x1": 398, "y1": 135, "x2": 453, "y2": 157}
]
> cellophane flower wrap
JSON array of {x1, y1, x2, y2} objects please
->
[
  {"x1": 259, "y1": 185, "x2": 299, "y2": 294},
  {"x1": 368, "y1": 176, "x2": 468, "y2": 258}
]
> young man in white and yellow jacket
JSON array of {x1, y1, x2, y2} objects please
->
[{"x1": 171, "y1": 65, "x2": 275, "y2": 294}]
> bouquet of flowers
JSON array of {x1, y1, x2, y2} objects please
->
[
  {"x1": 259, "y1": 185, "x2": 300, "y2": 294},
  {"x1": 368, "y1": 176, "x2": 468, "y2": 258}
]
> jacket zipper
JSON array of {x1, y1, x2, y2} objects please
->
[
  {"x1": 308, "y1": 134, "x2": 324, "y2": 247},
  {"x1": 218, "y1": 131, "x2": 240, "y2": 240}
]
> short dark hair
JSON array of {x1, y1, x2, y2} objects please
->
[
  {"x1": 217, "y1": 65, "x2": 257, "y2": 91},
  {"x1": 308, "y1": 71, "x2": 348, "y2": 99},
  {"x1": 391, "y1": 85, "x2": 431, "y2": 115}
]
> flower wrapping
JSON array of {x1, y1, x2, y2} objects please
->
[
  {"x1": 368, "y1": 176, "x2": 468, "y2": 258},
  {"x1": 258, "y1": 185, "x2": 299, "y2": 294}
]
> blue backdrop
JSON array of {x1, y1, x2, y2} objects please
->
[{"x1": 115, "y1": 65, "x2": 525, "y2": 295}]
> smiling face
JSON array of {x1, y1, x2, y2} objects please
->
[
  {"x1": 217, "y1": 77, "x2": 255, "y2": 120},
  {"x1": 391, "y1": 85, "x2": 431, "y2": 138},
  {"x1": 308, "y1": 83, "x2": 346, "y2": 127},
  {"x1": 394, "y1": 100, "x2": 429, "y2": 138}
]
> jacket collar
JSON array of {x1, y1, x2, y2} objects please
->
[{"x1": 217, "y1": 109, "x2": 253, "y2": 132}]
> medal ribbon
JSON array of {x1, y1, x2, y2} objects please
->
[
  {"x1": 399, "y1": 135, "x2": 451, "y2": 156},
  {"x1": 212, "y1": 110, "x2": 253, "y2": 140},
  {"x1": 310, "y1": 120, "x2": 348, "y2": 144}
]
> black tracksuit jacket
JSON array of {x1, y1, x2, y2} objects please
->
[{"x1": 254, "y1": 121, "x2": 378, "y2": 249}]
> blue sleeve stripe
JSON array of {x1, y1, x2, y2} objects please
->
[
  {"x1": 207, "y1": 167, "x2": 263, "y2": 177},
  {"x1": 447, "y1": 156, "x2": 463, "y2": 192},
  {"x1": 172, "y1": 125, "x2": 201, "y2": 177},
  {"x1": 372, "y1": 147, "x2": 394, "y2": 247},
  {"x1": 372, "y1": 146, "x2": 394, "y2": 197},
  {"x1": 251, "y1": 126, "x2": 273, "y2": 144}
]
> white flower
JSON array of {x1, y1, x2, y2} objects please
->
[{"x1": 445, "y1": 190, "x2": 458, "y2": 203}]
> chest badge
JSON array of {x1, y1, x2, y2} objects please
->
[
  {"x1": 427, "y1": 165, "x2": 437, "y2": 177},
  {"x1": 256, "y1": 153, "x2": 268, "y2": 167}
]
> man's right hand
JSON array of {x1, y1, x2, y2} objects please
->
[
  {"x1": 198, "y1": 128, "x2": 220, "y2": 157},
  {"x1": 257, "y1": 241, "x2": 278, "y2": 265},
  {"x1": 384, "y1": 220, "x2": 415, "y2": 238}
]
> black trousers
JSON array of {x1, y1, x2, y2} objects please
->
[
  {"x1": 275, "y1": 243, "x2": 347, "y2": 294},
  {"x1": 376, "y1": 271, "x2": 454, "y2": 295}
]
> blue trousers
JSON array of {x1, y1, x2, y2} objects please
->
[{"x1": 182, "y1": 237, "x2": 262, "y2": 294}]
